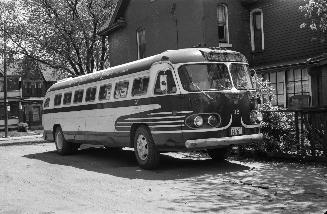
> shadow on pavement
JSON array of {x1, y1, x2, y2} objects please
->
[{"x1": 23, "y1": 147, "x2": 250, "y2": 180}]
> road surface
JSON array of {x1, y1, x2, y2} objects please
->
[{"x1": 1, "y1": 140, "x2": 327, "y2": 213}]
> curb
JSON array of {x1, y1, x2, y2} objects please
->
[{"x1": 0, "y1": 134, "x2": 43, "y2": 142}]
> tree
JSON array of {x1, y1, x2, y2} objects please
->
[
  {"x1": 299, "y1": 0, "x2": 327, "y2": 32},
  {"x1": 0, "y1": 0, "x2": 116, "y2": 76}
]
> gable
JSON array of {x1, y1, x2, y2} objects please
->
[{"x1": 98, "y1": 0, "x2": 129, "y2": 36}]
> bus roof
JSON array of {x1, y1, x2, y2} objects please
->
[{"x1": 48, "y1": 48, "x2": 247, "y2": 92}]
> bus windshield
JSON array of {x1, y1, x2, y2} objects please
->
[
  {"x1": 230, "y1": 63, "x2": 254, "y2": 90},
  {"x1": 178, "y1": 63, "x2": 232, "y2": 91}
]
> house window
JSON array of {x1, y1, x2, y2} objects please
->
[
  {"x1": 269, "y1": 71, "x2": 285, "y2": 107},
  {"x1": 217, "y1": 4, "x2": 229, "y2": 43},
  {"x1": 137, "y1": 28, "x2": 146, "y2": 59},
  {"x1": 286, "y1": 68, "x2": 310, "y2": 104},
  {"x1": 250, "y1": 9, "x2": 264, "y2": 51},
  {"x1": 264, "y1": 68, "x2": 310, "y2": 107}
]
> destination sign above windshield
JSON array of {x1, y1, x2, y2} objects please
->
[{"x1": 200, "y1": 51, "x2": 248, "y2": 63}]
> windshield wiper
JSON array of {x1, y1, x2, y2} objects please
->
[{"x1": 191, "y1": 82, "x2": 213, "y2": 100}]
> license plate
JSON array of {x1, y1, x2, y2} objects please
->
[{"x1": 231, "y1": 127, "x2": 243, "y2": 136}]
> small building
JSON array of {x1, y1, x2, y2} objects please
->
[{"x1": 0, "y1": 57, "x2": 63, "y2": 130}]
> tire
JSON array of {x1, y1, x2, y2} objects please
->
[
  {"x1": 54, "y1": 127, "x2": 77, "y2": 155},
  {"x1": 207, "y1": 147, "x2": 230, "y2": 161},
  {"x1": 133, "y1": 126, "x2": 160, "y2": 169}
]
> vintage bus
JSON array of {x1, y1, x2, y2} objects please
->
[{"x1": 42, "y1": 48, "x2": 263, "y2": 169}]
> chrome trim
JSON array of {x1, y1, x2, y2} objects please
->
[
  {"x1": 125, "y1": 115, "x2": 185, "y2": 121},
  {"x1": 116, "y1": 120, "x2": 184, "y2": 124},
  {"x1": 185, "y1": 133, "x2": 263, "y2": 149}
]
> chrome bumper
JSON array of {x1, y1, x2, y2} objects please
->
[{"x1": 185, "y1": 133, "x2": 263, "y2": 149}]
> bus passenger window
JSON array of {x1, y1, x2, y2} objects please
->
[
  {"x1": 44, "y1": 98, "x2": 50, "y2": 108},
  {"x1": 73, "y1": 89, "x2": 84, "y2": 103},
  {"x1": 154, "y1": 70, "x2": 177, "y2": 95},
  {"x1": 99, "y1": 84, "x2": 112, "y2": 100},
  {"x1": 114, "y1": 81, "x2": 129, "y2": 99},
  {"x1": 63, "y1": 92, "x2": 72, "y2": 105},
  {"x1": 132, "y1": 77, "x2": 149, "y2": 96},
  {"x1": 54, "y1": 94, "x2": 62, "y2": 106},
  {"x1": 85, "y1": 87, "x2": 97, "y2": 102}
]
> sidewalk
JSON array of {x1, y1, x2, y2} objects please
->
[{"x1": 0, "y1": 134, "x2": 46, "y2": 147}]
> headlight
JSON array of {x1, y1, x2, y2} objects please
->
[
  {"x1": 250, "y1": 110, "x2": 263, "y2": 124},
  {"x1": 194, "y1": 115, "x2": 204, "y2": 127},
  {"x1": 208, "y1": 114, "x2": 221, "y2": 127}
]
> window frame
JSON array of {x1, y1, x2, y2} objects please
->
[
  {"x1": 153, "y1": 70, "x2": 177, "y2": 95},
  {"x1": 114, "y1": 80, "x2": 130, "y2": 99},
  {"x1": 136, "y1": 28, "x2": 146, "y2": 59},
  {"x1": 98, "y1": 83, "x2": 113, "y2": 101},
  {"x1": 85, "y1": 86, "x2": 97, "y2": 103},
  {"x1": 217, "y1": 4, "x2": 229, "y2": 44},
  {"x1": 54, "y1": 94, "x2": 62, "y2": 106},
  {"x1": 63, "y1": 92, "x2": 73, "y2": 106},
  {"x1": 43, "y1": 98, "x2": 50, "y2": 108},
  {"x1": 250, "y1": 8, "x2": 265, "y2": 52},
  {"x1": 131, "y1": 76, "x2": 150, "y2": 97},
  {"x1": 73, "y1": 89, "x2": 84, "y2": 104}
]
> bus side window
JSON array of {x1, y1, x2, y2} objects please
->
[
  {"x1": 132, "y1": 76, "x2": 149, "y2": 96},
  {"x1": 54, "y1": 94, "x2": 62, "y2": 106},
  {"x1": 63, "y1": 92, "x2": 72, "y2": 105},
  {"x1": 44, "y1": 98, "x2": 50, "y2": 108},
  {"x1": 99, "y1": 84, "x2": 112, "y2": 100},
  {"x1": 85, "y1": 87, "x2": 97, "y2": 102},
  {"x1": 73, "y1": 89, "x2": 84, "y2": 103},
  {"x1": 154, "y1": 70, "x2": 177, "y2": 95},
  {"x1": 114, "y1": 80, "x2": 129, "y2": 99}
]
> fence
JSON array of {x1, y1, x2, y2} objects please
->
[{"x1": 243, "y1": 107, "x2": 327, "y2": 161}]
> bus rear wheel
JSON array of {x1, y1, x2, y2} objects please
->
[
  {"x1": 207, "y1": 147, "x2": 230, "y2": 161},
  {"x1": 54, "y1": 127, "x2": 78, "y2": 155},
  {"x1": 133, "y1": 126, "x2": 159, "y2": 169}
]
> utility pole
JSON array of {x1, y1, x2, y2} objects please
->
[{"x1": 3, "y1": 22, "x2": 8, "y2": 137}]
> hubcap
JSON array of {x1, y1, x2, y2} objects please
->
[
  {"x1": 56, "y1": 131, "x2": 63, "y2": 150},
  {"x1": 136, "y1": 134, "x2": 148, "y2": 161}
]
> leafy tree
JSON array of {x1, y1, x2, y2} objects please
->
[
  {"x1": 300, "y1": 0, "x2": 327, "y2": 32},
  {"x1": 0, "y1": 0, "x2": 116, "y2": 76}
]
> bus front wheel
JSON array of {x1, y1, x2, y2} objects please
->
[
  {"x1": 133, "y1": 126, "x2": 159, "y2": 169},
  {"x1": 54, "y1": 127, "x2": 78, "y2": 155}
]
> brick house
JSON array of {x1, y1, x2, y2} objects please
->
[
  {"x1": 98, "y1": 0, "x2": 251, "y2": 66},
  {"x1": 98, "y1": 0, "x2": 327, "y2": 111}
]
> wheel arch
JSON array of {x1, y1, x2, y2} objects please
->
[
  {"x1": 53, "y1": 124, "x2": 61, "y2": 140},
  {"x1": 130, "y1": 123, "x2": 151, "y2": 147}
]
